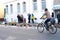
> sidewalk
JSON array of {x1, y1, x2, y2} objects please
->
[{"x1": 0, "y1": 24, "x2": 37, "y2": 29}]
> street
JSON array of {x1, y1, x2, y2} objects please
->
[{"x1": 0, "y1": 25, "x2": 60, "y2": 40}]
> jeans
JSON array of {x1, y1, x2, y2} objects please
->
[
  {"x1": 28, "y1": 19, "x2": 30, "y2": 23},
  {"x1": 44, "y1": 18, "x2": 51, "y2": 29},
  {"x1": 32, "y1": 19, "x2": 34, "y2": 23}
]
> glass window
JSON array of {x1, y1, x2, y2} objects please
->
[
  {"x1": 42, "y1": 0, "x2": 45, "y2": 1},
  {"x1": 33, "y1": 0, "x2": 37, "y2": 2},
  {"x1": 6, "y1": 5, "x2": 8, "y2": 13},
  {"x1": 42, "y1": 1, "x2": 46, "y2": 10},
  {"x1": 42, "y1": 0, "x2": 46, "y2": 10},
  {"x1": 10, "y1": 4, "x2": 13, "y2": 13},
  {"x1": 33, "y1": 2, "x2": 37, "y2": 10},
  {"x1": 33, "y1": 0, "x2": 37, "y2": 11},
  {"x1": 23, "y1": 2, "x2": 26, "y2": 12},
  {"x1": 17, "y1": 3, "x2": 20, "y2": 13}
]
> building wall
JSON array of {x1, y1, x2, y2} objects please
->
[
  {"x1": 0, "y1": 4, "x2": 4, "y2": 18},
  {"x1": 4, "y1": 0, "x2": 53, "y2": 23}
]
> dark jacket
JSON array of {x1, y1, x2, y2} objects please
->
[
  {"x1": 17, "y1": 15, "x2": 23, "y2": 23},
  {"x1": 57, "y1": 14, "x2": 60, "y2": 19},
  {"x1": 28, "y1": 14, "x2": 31, "y2": 20}
]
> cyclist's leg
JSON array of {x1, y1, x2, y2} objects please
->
[{"x1": 44, "y1": 18, "x2": 51, "y2": 30}]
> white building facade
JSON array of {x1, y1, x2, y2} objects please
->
[{"x1": 4, "y1": 0, "x2": 53, "y2": 23}]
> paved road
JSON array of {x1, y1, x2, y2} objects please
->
[{"x1": 0, "y1": 25, "x2": 60, "y2": 40}]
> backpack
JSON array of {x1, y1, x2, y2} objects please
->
[{"x1": 50, "y1": 17, "x2": 55, "y2": 24}]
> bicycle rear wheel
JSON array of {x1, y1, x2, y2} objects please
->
[
  {"x1": 49, "y1": 24, "x2": 57, "y2": 34},
  {"x1": 37, "y1": 23, "x2": 44, "y2": 33}
]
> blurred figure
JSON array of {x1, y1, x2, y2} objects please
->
[
  {"x1": 57, "y1": 11, "x2": 60, "y2": 24},
  {"x1": 17, "y1": 14, "x2": 23, "y2": 23},
  {"x1": 51, "y1": 12, "x2": 55, "y2": 24},
  {"x1": 31, "y1": 14, "x2": 34, "y2": 23},
  {"x1": 44, "y1": 8, "x2": 51, "y2": 31},
  {"x1": 28, "y1": 13, "x2": 31, "y2": 23},
  {"x1": 34, "y1": 18, "x2": 37, "y2": 23},
  {"x1": 4, "y1": 18, "x2": 7, "y2": 24},
  {"x1": 52, "y1": 12, "x2": 54, "y2": 17}
]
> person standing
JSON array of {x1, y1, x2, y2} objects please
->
[
  {"x1": 28, "y1": 13, "x2": 31, "y2": 23},
  {"x1": 51, "y1": 12, "x2": 55, "y2": 24},
  {"x1": 17, "y1": 14, "x2": 23, "y2": 23},
  {"x1": 57, "y1": 11, "x2": 60, "y2": 24},
  {"x1": 52, "y1": 12, "x2": 54, "y2": 17},
  {"x1": 31, "y1": 14, "x2": 34, "y2": 23},
  {"x1": 17, "y1": 14, "x2": 20, "y2": 23}
]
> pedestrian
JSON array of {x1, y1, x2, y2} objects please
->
[
  {"x1": 17, "y1": 14, "x2": 20, "y2": 23},
  {"x1": 34, "y1": 18, "x2": 37, "y2": 23},
  {"x1": 31, "y1": 14, "x2": 34, "y2": 23},
  {"x1": 52, "y1": 12, "x2": 54, "y2": 17},
  {"x1": 17, "y1": 14, "x2": 23, "y2": 23},
  {"x1": 4, "y1": 18, "x2": 7, "y2": 24},
  {"x1": 51, "y1": 12, "x2": 55, "y2": 24},
  {"x1": 57, "y1": 11, "x2": 60, "y2": 24},
  {"x1": 28, "y1": 13, "x2": 31, "y2": 23}
]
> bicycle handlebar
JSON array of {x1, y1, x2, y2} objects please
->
[{"x1": 40, "y1": 18, "x2": 46, "y2": 20}]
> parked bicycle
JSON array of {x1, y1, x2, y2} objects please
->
[{"x1": 37, "y1": 18, "x2": 57, "y2": 34}]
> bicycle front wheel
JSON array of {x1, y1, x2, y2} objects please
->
[{"x1": 37, "y1": 23, "x2": 44, "y2": 33}]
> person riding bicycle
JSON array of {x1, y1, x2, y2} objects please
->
[{"x1": 42, "y1": 8, "x2": 51, "y2": 31}]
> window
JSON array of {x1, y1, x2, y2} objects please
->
[
  {"x1": 41, "y1": 0, "x2": 46, "y2": 10},
  {"x1": 33, "y1": 0, "x2": 37, "y2": 2},
  {"x1": 33, "y1": 3, "x2": 37, "y2": 10},
  {"x1": 54, "y1": 0, "x2": 60, "y2": 5},
  {"x1": 10, "y1": 4, "x2": 13, "y2": 13},
  {"x1": 33, "y1": 0, "x2": 37, "y2": 11},
  {"x1": 23, "y1": 2, "x2": 26, "y2": 12},
  {"x1": 4, "y1": 8, "x2": 6, "y2": 18},
  {"x1": 42, "y1": 0, "x2": 45, "y2": 1},
  {"x1": 6, "y1": 5, "x2": 8, "y2": 13},
  {"x1": 17, "y1": 3, "x2": 20, "y2": 13}
]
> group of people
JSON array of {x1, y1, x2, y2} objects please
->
[
  {"x1": 17, "y1": 13, "x2": 35, "y2": 24},
  {"x1": 17, "y1": 14, "x2": 26, "y2": 23},
  {"x1": 41, "y1": 8, "x2": 60, "y2": 31},
  {"x1": 28, "y1": 13, "x2": 35, "y2": 23},
  {"x1": 17, "y1": 8, "x2": 60, "y2": 31}
]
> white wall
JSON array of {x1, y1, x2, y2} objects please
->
[
  {"x1": 4, "y1": 0, "x2": 18, "y2": 22},
  {"x1": 46, "y1": 0, "x2": 53, "y2": 15},
  {"x1": 4, "y1": 0, "x2": 53, "y2": 23}
]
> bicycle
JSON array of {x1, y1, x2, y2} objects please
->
[{"x1": 37, "y1": 18, "x2": 57, "y2": 34}]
